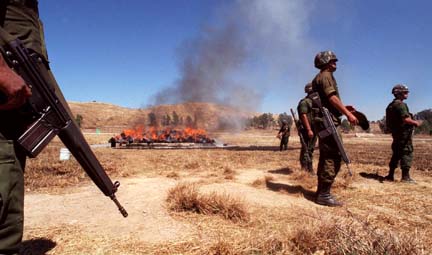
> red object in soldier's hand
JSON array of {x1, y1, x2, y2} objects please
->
[{"x1": 346, "y1": 105, "x2": 356, "y2": 112}]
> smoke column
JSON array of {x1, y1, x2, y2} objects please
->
[{"x1": 154, "y1": 0, "x2": 316, "y2": 112}]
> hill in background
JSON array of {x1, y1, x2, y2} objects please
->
[{"x1": 68, "y1": 101, "x2": 255, "y2": 132}]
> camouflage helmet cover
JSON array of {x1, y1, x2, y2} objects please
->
[
  {"x1": 392, "y1": 84, "x2": 409, "y2": 95},
  {"x1": 314, "y1": 50, "x2": 338, "y2": 69},
  {"x1": 304, "y1": 83, "x2": 313, "y2": 93}
]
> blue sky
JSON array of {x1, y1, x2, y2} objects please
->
[{"x1": 39, "y1": 0, "x2": 431, "y2": 121}]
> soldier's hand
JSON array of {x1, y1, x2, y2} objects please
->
[
  {"x1": 347, "y1": 112, "x2": 359, "y2": 126},
  {"x1": 307, "y1": 129, "x2": 314, "y2": 138},
  {"x1": 0, "y1": 54, "x2": 31, "y2": 110}
]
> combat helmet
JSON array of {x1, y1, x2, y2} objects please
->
[
  {"x1": 314, "y1": 51, "x2": 338, "y2": 69},
  {"x1": 392, "y1": 84, "x2": 409, "y2": 96},
  {"x1": 304, "y1": 83, "x2": 313, "y2": 93}
]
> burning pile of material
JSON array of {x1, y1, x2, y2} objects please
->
[{"x1": 115, "y1": 126, "x2": 215, "y2": 145}]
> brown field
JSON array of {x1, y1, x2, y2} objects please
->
[{"x1": 21, "y1": 129, "x2": 432, "y2": 255}]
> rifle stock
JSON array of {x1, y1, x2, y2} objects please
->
[{"x1": 0, "y1": 36, "x2": 128, "y2": 217}]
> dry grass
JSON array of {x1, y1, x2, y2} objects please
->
[
  {"x1": 166, "y1": 183, "x2": 250, "y2": 223},
  {"x1": 22, "y1": 131, "x2": 432, "y2": 254},
  {"x1": 291, "y1": 210, "x2": 426, "y2": 255}
]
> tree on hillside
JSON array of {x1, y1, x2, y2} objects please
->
[
  {"x1": 148, "y1": 112, "x2": 157, "y2": 126},
  {"x1": 172, "y1": 111, "x2": 180, "y2": 126},
  {"x1": 277, "y1": 112, "x2": 292, "y2": 127},
  {"x1": 185, "y1": 115, "x2": 193, "y2": 127}
]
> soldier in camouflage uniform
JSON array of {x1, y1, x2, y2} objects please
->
[
  {"x1": 384, "y1": 84, "x2": 420, "y2": 183},
  {"x1": 297, "y1": 83, "x2": 317, "y2": 173},
  {"x1": 277, "y1": 120, "x2": 290, "y2": 151},
  {"x1": 311, "y1": 51, "x2": 358, "y2": 207},
  {"x1": 0, "y1": 1, "x2": 56, "y2": 253}
]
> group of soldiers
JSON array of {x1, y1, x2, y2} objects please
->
[{"x1": 290, "y1": 51, "x2": 421, "y2": 207}]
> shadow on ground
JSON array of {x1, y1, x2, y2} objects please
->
[
  {"x1": 268, "y1": 167, "x2": 294, "y2": 175},
  {"x1": 20, "y1": 238, "x2": 56, "y2": 255},
  {"x1": 359, "y1": 172, "x2": 385, "y2": 183},
  {"x1": 266, "y1": 181, "x2": 316, "y2": 202}
]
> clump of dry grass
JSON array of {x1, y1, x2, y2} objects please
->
[
  {"x1": 166, "y1": 171, "x2": 180, "y2": 179},
  {"x1": 251, "y1": 175, "x2": 274, "y2": 188},
  {"x1": 167, "y1": 183, "x2": 250, "y2": 223},
  {"x1": 291, "y1": 211, "x2": 426, "y2": 255},
  {"x1": 223, "y1": 166, "x2": 236, "y2": 180}
]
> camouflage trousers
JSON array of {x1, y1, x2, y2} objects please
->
[
  {"x1": 280, "y1": 136, "x2": 289, "y2": 151},
  {"x1": 299, "y1": 132, "x2": 317, "y2": 169},
  {"x1": 389, "y1": 131, "x2": 413, "y2": 171},
  {"x1": 0, "y1": 133, "x2": 25, "y2": 254},
  {"x1": 317, "y1": 131, "x2": 342, "y2": 184},
  {"x1": 0, "y1": 3, "x2": 44, "y2": 253}
]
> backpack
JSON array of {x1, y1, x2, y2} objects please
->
[{"x1": 385, "y1": 102, "x2": 397, "y2": 133}]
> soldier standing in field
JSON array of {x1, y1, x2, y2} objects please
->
[
  {"x1": 297, "y1": 83, "x2": 317, "y2": 173},
  {"x1": 384, "y1": 84, "x2": 421, "y2": 183},
  {"x1": 277, "y1": 120, "x2": 290, "y2": 151},
  {"x1": 312, "y1": 51, "x2": 358, "y2": 206}
]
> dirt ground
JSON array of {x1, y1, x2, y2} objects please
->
[{"x1": 21, "y1": 130, "x2": 432, "y2": 254}]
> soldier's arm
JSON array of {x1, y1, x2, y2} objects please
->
[
  {"x1": 403, "y1": 116, "x2": 421, "y2": 127},
  {"x1": 328, "y1": 94, "x2": 359, "y2": 125},
  {"x1": 300, "y1": 113, "x2": 314, "y2": 138},
  {"x1": 0, "y1": 53, "x2": 31, "y2": 110}
]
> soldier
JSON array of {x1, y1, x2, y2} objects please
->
[
  {"x1": 297, "y1": 83, "x2": 317, "y2": 173},
  {"x1": 0, "y1": 1, "x2": 63, "y2": 253},
  {"x1": 384, "y1": 84, "x2": 420, "y2": 183},
  {"x1": 312, "y1": 51, "x2": 358, "y2": 206},
  {"x1": 277, "y1": 120, "x2": 290, "y2": 151}
]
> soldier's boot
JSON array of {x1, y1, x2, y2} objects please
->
[
  {"x1": 315, "y1": 182, "x2": 343, "y2": 207},
  {"x1": 384, "y1": 168, "x2": 395, "y2": 182},
  {"x1": 401, "y1": 169, "x2": 416, "y2": 183}
]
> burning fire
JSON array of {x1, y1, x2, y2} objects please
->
[{"x1": 115, "y1": 126, "x2": 215, "y2": 144}]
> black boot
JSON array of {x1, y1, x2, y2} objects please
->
[
  {"x1": 401, "y1": 169, "x2": 416, "y2": 183},
  {"x1": 384, "y1": 168, "x2": 395, "y2": 182},
  {"x1": 315, "y1": 182, "x2": 343, "y2": 207}
]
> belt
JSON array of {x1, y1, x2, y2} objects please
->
[{"x1": 7, "y1": 0, "x2": 38, "y2": 12}]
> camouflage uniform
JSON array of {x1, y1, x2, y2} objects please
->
[
  {"x1": 0, "y1": 1, "x2": 49, "y2": 253},
  {"x1": 278, "y1": 124, "x2": 290, "y2": 151},
  {"x1": 386, "y1": 98, "x2": 414, "y2": 181},
  {"x1": 296, "y1": 96, "x2": 317, "y2": 171},
  {"x1": 312, "y1": 70, "x2": 343, "y2": 185}
]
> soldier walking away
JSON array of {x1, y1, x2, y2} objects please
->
[
  {"x1": 297, "y1": 83, "x2": 317, "y2": 173},
  {"x1": 0, "y1": 1, "x2": 70, "y2": 253},
  {"x1": 277, "y1": 120, "x2": 290, "y2": 151},
  {"x1": 384, "y1": 84, "x2": 421, "y2": 183},
  {"x1": 312, "y1": 51, "x2": 358, "y2": 207}
]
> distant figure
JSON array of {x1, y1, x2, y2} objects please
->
[
  {"x1": 311, "y1": 50, "x2": 358, "y2": 207},
  {"x1": 277, "y1": 120, "x2": 290, "y2": 151},
  {"x1": 108, "y1": 136, "x2": 117, "y2": 148},
  {"x1": 296, "y1": 83, "x2": 317, "y2": 173},
  {"x1": 384, "y1": 84, "x2": 421, "y2": 183}
]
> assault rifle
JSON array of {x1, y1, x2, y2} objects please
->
[
  {"x1": 0, "y1": 32, "x2": 128, "y2": 217},
  {"x1": 290, "y1": 108, "x2": 311, "y2": 163},
  {"x1": 309, "y1": 92, "x2": 352, "y2": 176}
]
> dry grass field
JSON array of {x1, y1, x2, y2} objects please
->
[{"x1": 21, "y1": 129, "x2": 432, "y2": 255}]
